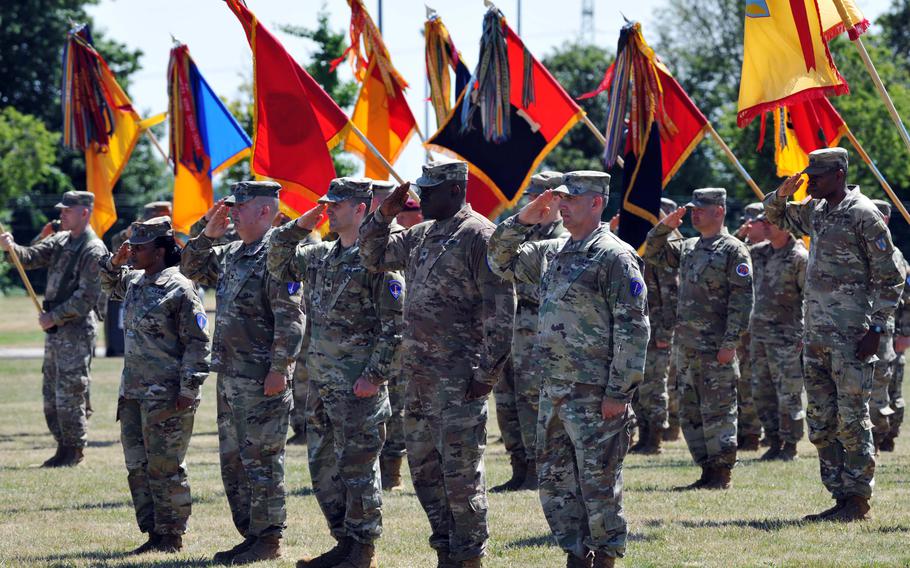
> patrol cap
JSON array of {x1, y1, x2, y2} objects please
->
[
  {"x1": 872, "y1": 199, "x2": 892, "y2": 219},
  {"x1": 660, "y1": 197, "x2": 678, "y2": 214},
  {"x1": 142, "y1": 201, "x2": 172, "y2": 220},
  {"x1": 127, "y1": 216, "x2": 174, "y2": 245},
  {"x1": 525, "y1": 171, "x2": 564, "y2": 196},
  {"x1": 402, "y1": 197, "x2": 421, "y2": 211},
  {"x1": 803, "y1": 147, "x2": 848, "y2": 175},
  {"x1": 742, "y1": 202, "x2": 764, "y2": 222},
  {"x1": 225, "y1": 180, "x2": 282, "y2": 206},
  {"x1": 414, "y1": 157, "x2": 469, "y2": 189},
  {"x1": 55, "y1": 190, "x2": 94, "y2": 209},
  {"x1": 318, "y1": 177, "x2": 373, "y2": 203},
  {"x1": 685, "y1": 188, "x2": 726, "y2": 208},
  {"x1": 370, "y1": 180, "x2": 398, "y2": 197},
  {"x1": 551, "y1": 171, "x2": 611, "y2": 196}
]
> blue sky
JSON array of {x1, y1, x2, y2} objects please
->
[{"x1": 86, "y1": 0, "x2": 893, "y2": 184}]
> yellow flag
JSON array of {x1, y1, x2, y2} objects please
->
[
  {"x1": 818, "y1": 0, "x2": 869, "y2": 41},
  {"x1": 737, "y1": 0, "x2": 848, "y2": 127}
]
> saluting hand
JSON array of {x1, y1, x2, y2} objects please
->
[
  {"x1": 661, "y1": 207, "x2": 687, "y2": 229},
  {"x1": 776, "y1": 174, "x2": 804, "y2": 198},
  {"x1": 518, "y1": 190, "x2": 559, "y2": 226},
  {"x1": 203, "y1": 200, "x2": 230, "y2": 240},
  {"x1": 296, "y1": 204, "x2": 327, "y2": 232},
  {"x1": 379, "y1": 182, "x2": 411, "y2": 219},
  {"x1": 110, "y1": 242, "x2": 130, "y2": 267}
]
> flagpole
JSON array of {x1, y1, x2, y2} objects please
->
[
  {"x1": 347, "y1": 121, "x2": 420, "y2": 200},
  {"x1": 849, "y1": 37, "x2": 910, "y2": 159},
  {"x1": 843, "y1": 127, "x2": 910, "y2": 225},
  {"x1": 0, "y1": 222, "x2": 44, "y2": 316},
  {"x1": 706, "y1": 125, "x2": 765, "y2": 200},
  {"x1": 144, "y1": 129, "x2": 170, "y2": 164},
  {"x1": 582, "y1": 115, "x2": 625, "y2": 168}
]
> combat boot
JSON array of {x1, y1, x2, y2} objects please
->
[
  {"x1": 778, "y1": 442, "x2": 798, "y2": 461},
  {"x1": 593, "y1": 551, "x2": 616, "y2": 568},
  {"x1": 663, "y1": 424, "x2": 681, "y2": 442},
  {"x1": 213, "y1": 536, "x2": 256, "y2": 564},
  {"x1": 287, "y1": 430, "x2": 306, "y2": 445},
  {"x1": 739, "y1": 433, "x2": 760, "y2": 452},
  {"x1": 57, "y1": 446, "x2": 83, "y2": 467},
  {"x1": 41, "y1": 444, "x2": 66, "y2": 468},
  {"x1": 130, "y1": 533, "x2": 162, "y2": 555},
  {"x1": 335, "y1": 541, "x2": 378, "y2": 568},
  {"x1": 436, "y1": 548, "x2": 459, "y2": 568},
  {"x1": 490, "y1": 457, "x2": 526, "y2": 493},
  {"x1": 521, "y1": 459, "x2": 538, "y2": 490},
  {"x1": 298, "y1": 537, "x2": 354, "y2": 568},
  {"x1": 879, "y1": 435, "x2": 896, "y2": 452},
  {"x1": 566, "y1": 552, "x2": 593, "y2": 568},
  {"x1": 629, "y1": 423, "x2": 649, "y2": 454},
  {"x1": 231, "y1": 534, "x2": 282, "y2": 564},
  {"x1": 460, "y1": 556, "x2": 483, "y2": 568},
  {"x1": 703, "y1": 467, "x2": 731, "y2": 490},
  {"x1": 827, "y1": 496, "x2": 871, "y2": 523},
  {"x1": 676, "y1": 466, "x2": 711, "y2": 491},
  {"x1": 154, "y1": 534, "x2": 183, "y2": 553},
  {"x1": 638, "y1": 426, "x2": 663, "y2": 455},
  {"x1": 803, "y1": 499, "x2": 846, "y2": 522},
  {"x1": 759, "y1": 436, "x2": 781, "y2": 461},
  {"x1": 381, "y1": 455, "x2": 404, "y2": 491}
]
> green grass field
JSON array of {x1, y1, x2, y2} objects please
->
[{"x1": 2, "y1": 357, "x2": 910, "y2": 566}]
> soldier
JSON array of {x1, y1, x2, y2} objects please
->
[
  {"x1": 358, "y1": 159, "x2": 515, "y2": 568},
  {"x1": 890, "y1": 256, "x2": 910, "y2": 451},
  {"x1": 765, "y1": 148, "x2": 904, "y2": 522},
  {"x1": 748, "y1": 214, "x2": 807, "y2": 461},
  {"x1": 644, "y1": 188, "x2": 753, "y2": 490},
  {"x1": 0, "y1": 190, "x2": 108, "y2": 467},
  {"x1": 491, "y1": 171, "x2": 567, "y2": 492},
  {"x1": 180, "y1": 181, "x2": 304, "y2": 563},
  {"x1": 111, "y1": 201, "x2": 173, "y2": 252},
  {"x1": 488, "y1": 171, "x2": 648, "y2": 568},
  {"x1": 268, "y1": 177, "x2": 404, "y2": 568},
  {"x1": 369, "y1": 179, "x2": 409, "y2": 492},
  {"x1": 869, "y1": 199, "x2": 907, "y2": 453},
  {"x1": 631, "y1": 197, "x2": 679, "y2": 455},
  {"x1": 100, "y1": 217, "x2": 210, "y2": 554},
  {"x1": 396, "y1": 197, "x2": 424, "y2": 229}
]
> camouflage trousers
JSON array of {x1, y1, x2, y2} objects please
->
[
  {"x1": 667, "y1": 344, "x2": 680, "y2": 431},
  {"x1": 750, "y1": 337, "x2": 806, "y2": 444},
  {"x1": 42, "y1": 322, "x2": 95, "y2": 448},
  {"x1": 803, "y1": 344, "x2": 875, "y2": 500},
  {"x1": 678, "y1": 347, "x2": 739, "y2": 469},
  {"x1": 290, "y1": 357, "x2": 309, "y2": 435},
  {"x1": 633, "y1": 340, "x2": 670, "y2": 429},
  {"x1": 306, "y1": 379, "x2": 390, "y2": 543},
  {"x1": 493, "y1": 357, "x2": 527, "y2": 466},
  {"x1": 736, "y1": 342, "x2": 762, "y2": 438},
  {"x1": 216, "y1": 374, "x2": 291, "y2": 538},
  {"x1": 382, "y1": 374, "x2": 407, "y2": 459},
  {"x1": 406, "y1": 377, "x2": 488, "y2": 561},
  {"x1": 538, "y1": 381, "x2": 632, "y2": 560},
  {"x1": 890, "y1": 355, "x2": 905, "y2": 438},
  {"x1": 119, "y1": 397, "x2": 195, "y2": 536},
  {"x1": 870, "y1": 343, "x2": 898, "y2": 439}
]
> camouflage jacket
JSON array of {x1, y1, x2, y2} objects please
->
[
  {"x1": 268, "y1": 221, "x2": 404, "y2": 387},
  {"x1": 644, "y1": 225, "x2": 753, "y2": 353},
  {"x1": 358, "y1": 204, "x2": 515, "y2": 386},
  {"x1": 180, "y1": 229, "x2": 303, "y2": 380},
  {"x1": 100, "y1": 263, "x2": 210, "y2": 400},
  {"x1": 894, "y1": 249, "x2": 910, "y2": 337},
  {"x1": 488, "y1": 218, "x2": 649, "y2": 401},
  {"x1": 763, "y1": 186, "x2": 904, "y2": 346},
  {"x1": 749, "y1": 238, "x2": 807, "y2": 342},
  {"x1": 513, "y1": 220, "x2": 567, "y2": 333},
  {"x1": 644, "y1": 261, "x2": 679, "y2": 346},
  {"x1": 9, "y1": 228, "x2": 108, "y2": 328}
]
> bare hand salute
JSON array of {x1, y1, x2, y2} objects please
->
[
  {"x1": 776, "y1": 174, "x2": 804, "y2": 198},
  {"x1": 295, "y1": 203, "x2": 327, "y2": 231},
  {"x1": 661, "y1": 206, "x2": 687, "y2": 229},
  {"x1": 517, "y1": 190, "x2": 559, "y2": 226},
  {"x1": 111, "y1": 242, "x2": 130, "y2": 267},
  {"x1": 203, "y1": 199, "x2": 230, "y2": 239},
  {"x1": 379, "y1": 182, "x2": 411, "y2": 219}
]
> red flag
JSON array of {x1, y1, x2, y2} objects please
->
[{"x1": 226, "y1": 0, "x2": 350, "y2": 216}]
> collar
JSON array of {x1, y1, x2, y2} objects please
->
[
  {"x1": 427, "y1": 204, "x2": 474, "y2": 237},
  {"x1": 139, "y1": 266, "x2": 180, "y2": 287},
  {"x1": 562, "y1": 222, "x2": 611, "y2": 253},
  {"x1": 238, "y1": 228, "x2": 272, "y2": 257}
]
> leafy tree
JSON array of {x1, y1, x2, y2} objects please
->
[{"x1": 0, "y1": 107, "x2": 62, "y2": 218}]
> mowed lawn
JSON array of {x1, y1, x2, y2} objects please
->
[{"x1": 1, "y1": 355, "x2": 910, "y2": 567}]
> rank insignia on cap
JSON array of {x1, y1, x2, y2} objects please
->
[
  {"x1": 875, "y1": 236, "x2": 888, "y2": 252},
  {"x1": 389, "y1": 280, "x2": 403, "y2": 300},
  {"x1": 630, "y1": 278, "x2": 644, "y2": 297},
  {"x1": 288, "y1": 282, "x2": 301, "y2": 295},
  {"x1": 195, "y1": 313, "x2": 208, "y2": 331},
  {"x1": 736, "y1": 263, "x2": 751, "y2": 277}
]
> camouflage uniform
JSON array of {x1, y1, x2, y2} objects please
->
[
  {"x1": 100, "y1": 217, "x2": 210, "y2": 537},
  {"x1": 735, "y1": 203, "x2": 766, "y2": 446},
  {"x1": 358, "y1": 160, "x2": 515, "y2": 562},
  {"x1": 288, "y1": 230, "x2": 322, "y2": 441},
  {"x1": 890, "y1": 259, "x2": 910, "y2": 445},
  {"x1": 749, "y1": 238, "x2": 808, "y2": 446},
  {"x1": 180, "y1": 182, "x2": 303, "y2": 540},
  {"x1": 7, "y1": 191, "x2": 107, "y2": 451},
  {"x1": 643, "y1": 188, "x2": 754, "y2": 473},
  {"x1": 637, "y1": 262, "x2": 678, "y2": 432},
  {"x1": 763, "y1": 158, "x2": 903, "y2": 501},
  {"x1": 488, "y1": 171, "x2": 649, "y2": 561},
  {"x1": 267, "y1": 179, "x2": 404, "y2": 545},
  {"x1": 380, "y1": 218, "x2": 409, "y2": 468}
]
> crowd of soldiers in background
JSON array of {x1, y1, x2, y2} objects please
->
[{"x1": 0, "y1": 146, "x2": 905, "y2": 568}]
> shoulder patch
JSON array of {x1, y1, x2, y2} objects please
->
[
  {"x1": 195, "y1": 313, "x2": 208, "y2": 331},
  {"x1": 629, "y1": 278, "x2": 645, "y2": 298},
  {"x1": 905, "y1": 274, "x2": 910, "y2": 287},
  {"x1": 388, "y1": 280, "x2": 403, "y2": 300},
  {"x1": 287, "y1": 281, "x2": 301, "y2": 295},
  {"x1": 875, "y1": 235, "x2": 889, "y2": 252},
  {"x1": 736, "y1": 263, "x2": 751, "y2": 277}
]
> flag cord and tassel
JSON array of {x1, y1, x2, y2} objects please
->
[
  {"x1": 0, "y1": 222, "x2": 44, "y2": 316},
  {"x1": 843, "y1": 127, "x2": 910, "y2": 225}
]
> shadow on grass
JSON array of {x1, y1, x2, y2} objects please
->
[
  {"x1": 288, "y1": 485, "x2": 315, "y2": 498},
  {"x1": 677, "y1": 518, "x2": 805, "y2": 531},
  {"x1": 625, "y1": 459, "x2": 693, "y2": 470},
  {"x1": 508, "y1": 534, "x2": 557, "y2": 548},
  {"x1": 2, "y1": 493, "x2": 221, "y2": 514},
  {"x1": 44, "y1": 551, "x2": 215, "y2": 567},
  {"x1": 87, "y1": 439, "x2": 119, "y2": 448},
  {"x1": 626, "y1": 483, "x2": 682, "y2": 493}
]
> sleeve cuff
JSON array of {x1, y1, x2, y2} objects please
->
[{"x1": 373, "y1": 209, "x2": 393, "y2": 225}]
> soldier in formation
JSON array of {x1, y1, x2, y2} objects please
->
[{"x1": 100, "y1": 217, "x2": 210, "y2": 554}]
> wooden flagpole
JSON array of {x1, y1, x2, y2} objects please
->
[
  {"x1": 843, "y1": 127, "x2": 910, "y2": 225},
  {"x1": 347, "y1": 121, "x2": 421, "y2": 201},
  {"x1": 0, "y1": 222, "x2": 44, "y2": 315}
]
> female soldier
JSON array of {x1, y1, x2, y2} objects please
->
[{"x1": 100, "y1": 217, "x2": 210, "y2": 554}]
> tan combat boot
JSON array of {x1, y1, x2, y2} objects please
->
[
  {"x1": 298, "y1": 537, "x2": 354, "y2": 568},
  {"x1": 638, "y1": 426, "x2": 663, "y2": 455},
  {"x1": 704, "y1": 467, "x2": 732, "y2": 490},
  {"x1": 676, "y1": 466, "x2": 711, "y2": 491},
  {"x1": 663, "y1": 424, "x2": 681, "y2": 442},
  {"x1": 521, "y1": 459, "x2": 538, "y2": 490},
  {"x1": 155, "y1": 534, "x2": 183, "y2": 553},
  {"x1": 778, "y1": 442, "x2": 798, "y2": 461},
  {"x1": 335, "y1": 541, "x2": 378, "y2": 568},
  {"x1": 803, "y1": 499, "x2": 847, "y2": 522},
  {"x1": 739, "y1": 434, "x2": 761, "y2": 452},
  {"x1": 460, "y1": 556, "x2": 483, "y2": 568},
  {"x1": 593, "y1": 551, "x2": 616, "y2": 568},
  {"x1": 232, "y1": 535, "x2": 282, "y2": 564},
  {"x1": 759, "y1": 436, "x2": 782, "y2": 461},
  {"x1": 566, "y1": 552, "x2": 594, "y2": 568},
  {"x1": 130, "y1": 533, "x2": 162, "y2": 555},
  {"x1": 628, "y1": 423, "x2": 649, "y2": 454},
  {"x1": 381, "y1": 456, "x2": 404, "y2": 492},
  {"x1": 490, "y1": 457, "x2": 527, "y2": 493},
  {"x1": 41, "y1": 444, "x2": 66, "y2": 468},
  {"x1": 828, "y1": 496, "x2": 871, "y2": 522},
  {"x1": 436, "y1": 548, "x2": 459, "y2": 568},
  {"x1": 213, "y1": 536, "x2": 256, "y2": 564}
]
